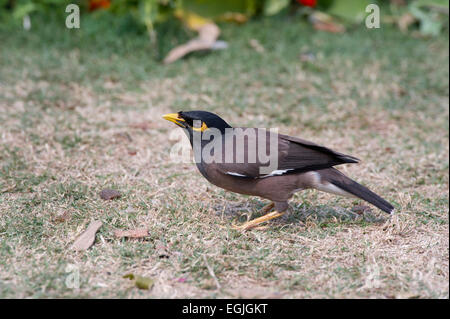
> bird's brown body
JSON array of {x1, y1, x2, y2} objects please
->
[
  {"x1": 203, "y1": 164, "x2": 317, "y2": 211},
  {"x1": 163, "y1": 111, "x2": 394, "y2": 230}
]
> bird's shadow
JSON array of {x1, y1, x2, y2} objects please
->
[{"x1": 213, "y1": 200, "x2": 387, "y2": 228}]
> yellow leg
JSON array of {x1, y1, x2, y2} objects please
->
[
  {"x1": 218, "y1": 202, "x2": 276, "y2": 230},
  {"x1": 232, "y1": 210, "x2": 285, "y2": 231},
  {"x1": 260, "y1": 202, "x2": 275, "y2": 214}
]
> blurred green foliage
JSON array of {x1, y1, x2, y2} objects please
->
[
  {"x1": 409, "y1": 0, "x2": 449, "y2": 36},
  {"x1": 0, "y1": 0, "x2": 448, "y2": 37}
]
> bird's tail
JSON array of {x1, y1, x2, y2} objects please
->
[{"x1": 316, "y1": 168, "x2": 394, "y2": 214}]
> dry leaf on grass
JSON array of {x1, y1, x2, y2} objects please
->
[
  {"x1": 351, "y1": 205, "x2": 373, "y2": 215},
  {"x1": 228, "y1": 287, "x2": 283, "y2": 299},
  {"x1": 54, "y1": 211, "x2": 71, "y2": 223},
  {"x1": 309, "y1": 12, "x2": 345, "y2": 33},
  {"x1": 313, "y1": 21, "x2": 345, "y2": 33},
  {"x1": 249, "y1": 39, "x2": 265, "y2": 53},
  {"x1": 123, "y1": 273, "x2": 154, "y2": 290},
  {"x1": 127, "y1": 149, "x2": 137, "y2": 156},
  {"x1": 72, "y1": 220, "x2": 103, "y2": 251},
  {"x1": 114, "y1": 227, "x2": 149, "y2": 239},
  {"x1": 1, "y1": 184, "x2": 16, "y2": 194},
  {"x1": 99, "y1": 189, "x2": 121, "y2": 200},
  {"x1": 163, "y1": 23, "x2": 221, "y2": 64},
  {"x1": 398, "y1": 13, "x2": 416, "y2": 32}
]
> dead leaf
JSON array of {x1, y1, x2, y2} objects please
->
[
  {"x1": 249, "y1": 39, "x2": 265, "y2": 53},
  {"x1": 114, "y1": 227, "x2": 149, "y2": 239},
  {"x1": 310, "y1": 12, "x2": 345, "y2": 33},
  {"x1": 72, "y1": 220, "x2": 103, "y2": 251},
  {"x1": 123, "y1": 273, "x2": 154, "y2": 290},
  {"x1": 229, "y1": 287, "x2": 283, "y2": 299},
  {"x1": 54, "y1": 211, "x2": 71, "y2": 223},
  {"x1": 99, "y1": 189, "x2": 121, "y2": 200},
  {"x1": 123, "y1": 273, "x2": 135, "y2": 280},
  {"x1": 351, "y1": 205, "x2": 373, "y2": 215},
  {"x1": 163, "y1": 23, "x2": 220, "y2": 64},
  {"x1": 398, "y1": 13, "x2": 416, "y2": 32},
  {"x1": 219, "y1": 12, "x2": 248, "y2": 24},
  {"x1": 1, "y1": 184, "x2": 16, "y2": 194},
  {"x1": 313, "y1": 21, "x2": 345, "y2": 33}
]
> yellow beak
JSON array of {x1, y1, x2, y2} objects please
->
[{"x1": 163, "y1": 113, "x2": 185, "y2": 127}]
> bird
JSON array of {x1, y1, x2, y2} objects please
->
[{"x1": 163, "y1": 110, "x2": 394, "y2": 230}]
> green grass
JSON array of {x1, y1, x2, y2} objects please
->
[{"x1": 0, "y1": 12, "x2": 448, "y2": 298}]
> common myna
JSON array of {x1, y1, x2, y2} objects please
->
[{"x1": 163, "y1": 111, "x2": 394, "y2": 230}]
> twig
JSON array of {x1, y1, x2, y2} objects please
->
[{"x1": 203, "y1": 255, "x2": 221, "y2": 290}]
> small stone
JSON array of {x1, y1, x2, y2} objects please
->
[{"x1": 99, "y1": 189, "x2": 121, "y2": 200}]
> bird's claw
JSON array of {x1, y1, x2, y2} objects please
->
[
  {"x1": 231, "y1": 222, "x2": 257, "y2": 231},
  {"x1": 233, "y1": 224, "x2": 268, "y2": 231}
]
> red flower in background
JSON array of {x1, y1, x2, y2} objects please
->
[
  {"x1": 89, "y1": 0, "x2": 111, "y2": 11},
  {"x1": 297, "y1": 0, "x2": 317, "y2": 7}
]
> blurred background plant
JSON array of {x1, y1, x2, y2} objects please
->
[
  {"x1": 1, "y1": 0, "x2": 448, "y2": 61},
  {"x1": 3, "y1": 0, "x2": 448, "y2": 34}
]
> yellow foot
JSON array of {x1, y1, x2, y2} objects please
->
[{"x1": 232, "y1": 211, "x2": 285, "y2": 231}]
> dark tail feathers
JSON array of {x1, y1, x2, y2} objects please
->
[{"x1": 321, "y1": 168, "x2": 394, "y2": 214}]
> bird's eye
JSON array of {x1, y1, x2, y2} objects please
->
[
  {"x1": 179, "y1": 117, "x2": 208, "y2": 131},
  {"x1": 184, "y1": 118, "x2": 194, "y2": 127}
]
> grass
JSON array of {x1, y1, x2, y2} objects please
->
[{"x1": 0, "y1": 12, "x2": 448, "y2": 298}]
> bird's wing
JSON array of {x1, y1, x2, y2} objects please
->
[
  {"x1": 277, "y1": 134, "x2": 360, "y2": 170},
  {"x1": 212, "y1": 128, "x2": 359, "y2": 179}
]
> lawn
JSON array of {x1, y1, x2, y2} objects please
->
[{"x1": 0, "y1": 13, "x2": 448, "y2": 298}]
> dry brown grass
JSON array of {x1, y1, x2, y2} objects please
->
[{"x1": 0, "y1": 19, "x2": 448, "y2": 298}]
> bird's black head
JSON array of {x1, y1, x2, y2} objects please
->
[{"x1": 163, "y1": 110, "x2": 232, "y2": 134}]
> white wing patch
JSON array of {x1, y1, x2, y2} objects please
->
[
  {"x1": 261, "y1": 169, "x2": 294, "y2": 178},
  {"x1": 226, "y1": 172, "x2": 248, "y2": 177},
  {"x1": 227, "y1": 169, "x2": 295, "y2": 178}
]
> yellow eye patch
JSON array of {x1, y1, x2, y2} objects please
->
[{"x1": 192, "y1": 122, "x2": 208, "y2": 132}]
